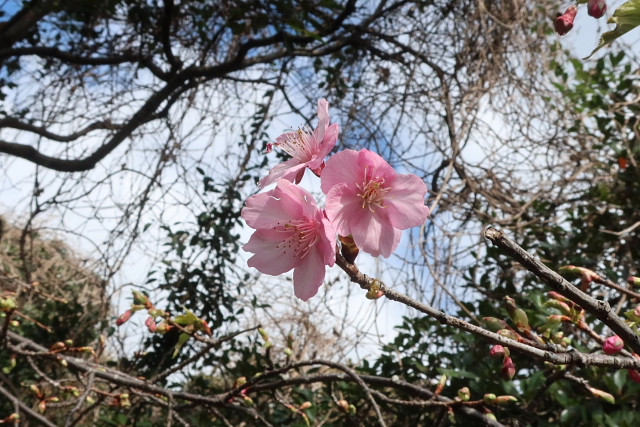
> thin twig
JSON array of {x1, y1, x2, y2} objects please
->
[
  {"x1": 0, "y1": 382, "x2": 61, "y2": 427},
  {"x1": 64, "y1": 371, "x2": 95, "y2": 427}
]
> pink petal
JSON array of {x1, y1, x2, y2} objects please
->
[
  {"x1": 321, "y1": 150, "x2": 361, "y2": 195},
  {"x1": 386, "y1": 173, "x2": 431, "y2": 230},
  {"x1": 244, "y1": 229, "x2": 302, "y2": 275},
  {"x1": 318, "y1": 216, "x2": 337, "y2": 267},
  {"x1": 242, "y1": 183, "x2": 306, "y2": 229},
  {"x1": 315, "y1": 99, "x2": 330, "y2": 142},
  {"x1": 324, "y1": 183, "x2": 363, "y2": 236},
  {"x1": 259, "y1": 158, "x2": 307, "y2": 188},
  {"x1": 317, "y1": 123, "x2": 339, "y2": 159},
  {"x1": 293, "y1": 247, "x2": 326, "y2": 301},
  {"x1": 349, "y1": 211, "x2": 401, "y2": 258},
  {"x1": 356, "y1": 149, "x2": 397, "y2": 180}
]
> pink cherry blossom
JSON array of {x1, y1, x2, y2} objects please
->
[
  {"x1": 321, "y1": 149, "x2": 430, "y2": 258},
  {"x1": 259, "y1": 99, "x2": 339, "y2": 188},
  {"x1": 242, "y1": 179, "x2": 336, "y2": 301}
]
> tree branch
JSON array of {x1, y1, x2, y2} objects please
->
[{"x1": 483, "y1": 226, "x2": 640, "y2": 355}]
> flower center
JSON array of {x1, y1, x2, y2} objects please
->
[
  {"x1": 356, "y1": 166, "x2": 391, "y2": 212},
  {"x1": 267, "y1": 126, "x2": 314, "y2": 161},
  {"x1": 273, "y1": 219, "x2": 319, "y2": 258}
]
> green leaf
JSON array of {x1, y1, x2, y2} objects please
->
[
  {"x1": 173, "y1": 333, "x2": 191, "y2": 358},
  {"x1": 585, "y1": 0, "x2": 640, "y2": 59}
]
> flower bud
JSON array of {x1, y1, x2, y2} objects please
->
[
  {"x1": 560, "y1": 337, "x2": 572, "y2": 348},
  {"x1": 497, "y1": 329, "x2": 519, "y2": 341},
  {"x1": 132, "y1": 290, "x2": 152, "y2": 308},
  {"x1": 548, "y1": 291, "x2": 572, "y2": 303},
  {"x1": 339, "y1": 234, "x2": 360, "y2": 264},
  {"x1": 588, "y1": 387, "x2": 615, "y2": 404},
  {"x1": 258, "y1": 328, "x2": 270, "y2": 342},
  {"x1": 495, "y1": 395, "x2": 518, "y2": 405},
  {"x1": 366, "y1": 280, "x2": 384, "y2": 300},
  {"x1": 348, "y1": 404, "x2": 357, "y2": 414},
  {"x1": 587, "y1": 0, "x2": 607, "y2": 18},
  {"x1": 299, "y1": 402, "x2": 312, "y2": 410},
  {"x1": 116, "y1": 310, "x2": 133, "y2": 326},
  {"x1": 483, "y1": 393, "x2": 497, "y2": 404},
  {"x1": 490, "y1": 345, "x2": 505, "y2": 359},
  {"x1": 551, "y1": 332, "x2": 564, "y2": 344},
  {"x1": 502, "y1": 356, "x2": 516, "y2": 381},
  {"x1": 544, "y1": 300, "x2": 572, "y2": 316},
  {"x1": 49, "y1": 342, "x2": 66, "y2": 351},
  {"x1": 457, "y1": 387, "x2": 470, "y2": 401},
  {"x1": 628, "y1": 370, "x2": 640, "y2": 384},
  {"x1": 154, "y1": 323, "x2": 173, "y2": 334},
  {"x1": 145, "y1": 316, "x2": 157, "y2": 333},
  {"x1": 628, "y1": 277, "x2": 640, "y2": 287},
  {"x1": 603, "y1": 335, "x2": 624, "y2": 355},
  {"x1": 337, "y1": 399, "x2": 350, "y2": 411},
  {"x1": 234, "y1": 377, "x2": 247, "y2": 388},
  {"x1": 284, "y1": 347, "x2": 293, "y2": 357},
  {"x1": 0, "y1": 297, "x2": 16, "y2": 311},
  {"x1": 483, "y1": 317, "x2": 510, "y2": 332}
]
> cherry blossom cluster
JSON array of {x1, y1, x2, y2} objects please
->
[
  {"x1": 555, "y1": 0, "x2": 607, "y2": 36},
  {"x1": 241, "y1": 99, "x2": 430, "y2": 301}
]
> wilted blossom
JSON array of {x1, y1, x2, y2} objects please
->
[
  {"x1": 259, "y1": 99, "x2": 339, "y2": 188},
  {"x1": 242, "y1": 179, "x2": 337, "y2": 301},
  {"x1": 555, "y1": 5, "x2": 578, "y2": 36},
  {"x1": 587, "y1": 0, "x2": 607, "y2": 18},
  {"x1": 603, "y1": 335, "x2": 624, "y2": 355},
  {"x1": 321, "y1": 149, "x2": 430, "y2": 258}
]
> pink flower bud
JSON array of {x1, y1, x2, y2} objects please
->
[
  {"x1": 603, "y1": 335, "x2": 624, "y2": 355},
  {"x1": 629, "y1": 370, "x2": 640, "y2": 384},
  {"x1": 490, "y1": 345, "x2": 506, "y2": 359},
  {"x1": 116, "y1": 310, "x2": 133, "y2": 326},
  {"x1": 587, "y1": 0, "x2": 607, "y2": 18},
  {"x1": 145, "y1": 316, "x2": 157, "y2": 333},
  {"x1": 502, "y1": 356, "x2": 516, "y2": 380}
]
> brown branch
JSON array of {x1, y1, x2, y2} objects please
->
[
  {"x1": 483, "y1": 226, "x2": 640, "y2": 355},
  {"x1": 335, "y1": 255, "x2": 640, "y2": 370}
]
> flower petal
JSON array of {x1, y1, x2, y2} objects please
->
[
  {"x1": 349, "y1": 210, "x2": 401, "y2": 258},
  {"x1": 293, "y1": 247, "x2": 326, "y2": 301},
  {"x1": 244, "y1": 229, "x2": 302, "y2": 275},
  {"x1": 324, "y1": 183, "x2": 362, "y2": 236},
  {"x1": 321, "y1": 149, "x2": 361, "y2": 195},
  {"x1": 259, "y1": 159, "x2": 307, "y2": 188},
  {"x1": 386, "y1": 173, "x2": 431, "y2": 229}
]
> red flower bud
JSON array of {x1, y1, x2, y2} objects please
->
[
  {"x1": 116, "y1": 310, "x2": 133, "y2": 326},
  {"x1": 490, "y1": 345, "x2": 506, "y2": 359},
  {"x1": 603, "y1": 335, "x2": 624, "y2": 355},
  {"x1": 145, "y1": 316, "x2": 157, "y2": 333},
  {"x1": 587, "y1": 0, "x2": 607, "y2": 18},
  {"x1": 629, "y1": 369, "x2": 640, "y2": 384},
  {"x1": 502, "y1": 356, "x2": 516, "y2": 380}
]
